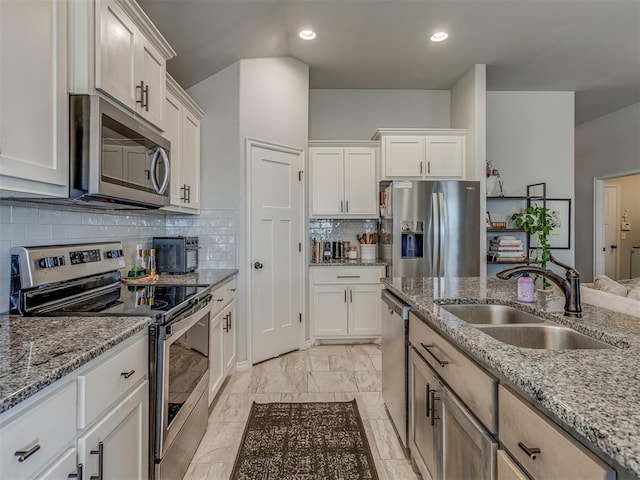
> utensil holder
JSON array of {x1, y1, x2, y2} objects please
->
[{"x1": 360, "y1": 244, "x2": 377, "y2": 261}]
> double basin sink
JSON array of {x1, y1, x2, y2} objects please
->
[{"x1": 440, "y1": 304, "x2": 613, "y2": 350}]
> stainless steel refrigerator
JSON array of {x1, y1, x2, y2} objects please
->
[{"x1": 380, "y1": 180, "x2": 480, "y2": 277}]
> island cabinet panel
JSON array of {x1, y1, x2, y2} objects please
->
[
  {"x1": 499, "y1": 386, "x2": 615, "y2": 480},
  {"x1": 34, "y1": 447, "x2": 78, "y2": 480},
  {"x1": 497, "y1": 450, "x2": 529, "y2": 480}
]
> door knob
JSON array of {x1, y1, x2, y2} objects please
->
[
  {"x1": 610, "y1": 245, "x2": 618, "y2": 249},
  {"x1": 254, "y1": 262, "x2": 263, "y2": 269}
]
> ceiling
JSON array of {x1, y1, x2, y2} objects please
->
[{"x1": 138, "y1": 0, "x2": 640, "y2": 125}]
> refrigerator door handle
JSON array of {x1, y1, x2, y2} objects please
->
[
  {"x1": 432, "y1": 192, "x2": 440, "y2": 276},
  {"x1": 438, "y1": 192, "x2": 446, "y2": 275}
]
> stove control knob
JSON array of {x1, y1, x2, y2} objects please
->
[
  {"x1": 118, "y1": 249, "x2": 124, "y2": 258},
  {"x1": 38, "y1": 257, "x2": 54, "y2": 268},
  {"x1": 52, "y1": 256, "x2": 65, "y2": 267},
  {"x1": 106, "y1": 250, "x2": 120, "y2": 259}
]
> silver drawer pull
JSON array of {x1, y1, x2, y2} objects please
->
[
  {"x1": 216, "y1": 298, "x2": 224, "y2": 302},
  {"x1": 120, "y1": 369, "x2": 135, "y2": 379},
  {"x1": 90, "y1": 442, "x2": 104, "y2": 480},
  {"x1": 230, "y1": 288, "x2": 236, "y2": 292},
  {"x1": 336, "y1": 275, "x2": 360, "y2": 279},
  {"x1": 420, "y1": 343, "x2": 449, "y2": 367},
  {"x1": 15, "y1": 443, "x2": 40, "y2": 462},
  {"x1": 518, "y1": 442, "x2": 541, "y2": 460}
]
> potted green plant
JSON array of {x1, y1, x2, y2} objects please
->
[{"x1": 511, "y1": 204, "x2": 553, "y2": 288}]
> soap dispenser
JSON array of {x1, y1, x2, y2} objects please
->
[{"x1": 517, "y1": 273, "x2": 535, "y2": 303}]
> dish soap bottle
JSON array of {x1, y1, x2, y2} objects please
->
[{"x1": 517, "y1": 273, "x2": 534, "y2": 303}]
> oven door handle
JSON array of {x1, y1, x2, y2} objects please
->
[{"x1": 164, "y1": 300, "x2": 211, "y2": 341}]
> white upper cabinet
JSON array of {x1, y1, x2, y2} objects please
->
[
  {"x1": 310, "y1": 143, "x2": 378, "y2": 218},
  {"x1": 94, "y1": 0, "x2": 175, "y2": 129},
  {"x1": 163, "y1": 75, "x2": 204, "y2": 213},
  {"x1": 0, "y1": 0, "x2": 69, "y2": 198},
  {"x1": 375, "y1": 129, "x2": 466, "y2": 180}
]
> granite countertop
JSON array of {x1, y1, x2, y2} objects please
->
[
  {"x1": 310, "y1": 259, "x2": 387, "y2": 267},
  {"x1": 382, "y1": 277, "x2": 640, "y2": 477},
  {"x1": 156, "y1": 268, "x2": 238, "y2": 287},
  {"x1": 0, "y1": 315, "x2": 152, "y2": 415}
]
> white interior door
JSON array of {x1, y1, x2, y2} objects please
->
[
  {"x1": 250, "y1": 142, "x2": 303, "y2": 364},
  {"x1": 604, "y1": 185, "x2": 619, "y2": 279}
]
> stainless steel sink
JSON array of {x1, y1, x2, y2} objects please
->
[
  {"x1": 475, "y1": 325, "x2": 613, "y2": 350},
  {"x1": 440, "y1": 304, "x2": 546, "y2": 325}
]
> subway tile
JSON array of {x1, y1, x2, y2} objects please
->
[
  {"x1": 25, "y1": 224, "x2": 53, "y2": 240},
  {"x1": 12, "y1": 206, "x2": 39, "y2": 224},
  {"x1": 1, "y1": 224, "x2": 25, "y2": 241}
]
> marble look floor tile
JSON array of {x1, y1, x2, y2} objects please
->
[
  {"x1": 286, "y1": 352, "x2": 311, "y2": 371},
  {"x1": 192, "y1": 421, "x2": 244, "y2": 463},
  {"x1": 221, "y1": 369, "x2": 261, "y2": 394},
  {"x1": 308, "y1": 355, "x2": 330, "y2": 371},
  {"x1": 210, "y1": 393, "x2": 281, "y2": 423},
  {"x1": 370, "y1": 354, "x2": 382, "y2": 371},
  {"x1": 255, "y1": 370, "x2": 307, "y2": 393},
  {"x1": 346, "y1": 343, "x2": 381, "y2": 356},
  {"x1": 208, "y1": 463, "x2": 233, "y2": 480},
  {"x1": 281, "y1": 392, "x2": 335, "y2": 402},
  {"x1": 254, "y1": 354, "x2": 289, "y2": 371},
  {"x1": 329, "y1": 354, "x2": 375, "y2": 371},
  {"x1": 374, "y1": 459, "x2": 390, "y2": 480},
  {"x1": 184, "y1": 462, "x2": 213, "y2": 479},
  {"x1": 335, "y1": 391, "x2": 388, "y2": 420},
  {"x1": 307, "y1": 344, "x2": 348, "y2": 355},
  {"x1": 307, "y1": 371, "x2": 358, "y2": 392},
  {"x1": 355, "y1": 370, "x2": 382, "y2": 392},
  {"x1": 380, "y1": 459, "x2": 420, "y2": 479},
  {"x1": 369, "y1": 419, "x2": 406, "y2": 460},
  {"x1": 361, "y1": 419, "x2": 381, "y2": 459}
]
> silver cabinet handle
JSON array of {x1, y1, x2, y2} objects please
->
[
  {"x1": 350, "y1": 289, "x2": 353, "y2": 303},
  {"x1": 68, "y1": 464, "x2": 83, "y2": 479},
  {"x1": 136, "y1": 81, "x2": 145, "y2": 107},
  {"x1": 518, "y1": 442, "x2": 541, "y2": 460},
  {"x1": 120, "y1": 369, "x2": 135, "y2": 379},
  {"x1": 340, "y1": 200, "x2": 344, "y2": 213},
  {"x1": 344, "y1": 290, "x2": 347, "y2": 303},
  {"x1": 430, "y1": 389, "x2": 439, "y2": 426},
  {"x1": 15, "y1": 443, "x2": 40, "y2": 462},
  {"x1": 230, "y1": 288, "x2": 236, "y2": 292},
  {"x1": 346, "y1": 200, "x2": 349, "y2": 212},
  {"x1": 336, "y1": 275, "x2": 360, "y2": 279},
  {"x1": 420, "y1": 161, "x2": 423, "y2": 174},
  {"x1": 90, "y1": 442, "x2": 104, "y2": 480},
  {"x1": 420, "y1": 343, "x2": 449, "y2": 367},
  {"x1": 425, "y1": 383, "x2": 430, "y2": 417},
  {"x1": 186, "y1": 185, "x2": 191, "y2": 203},
  {"x1": 428, "y1": 161, "x2": 431, "y2": 175}
]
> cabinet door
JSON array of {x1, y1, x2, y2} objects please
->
[
  {"x1": 348, "y1": 284, "x2": 381, "y2": 336},
  {"x1": 181, "y1": 109, "x2": 201, "y2": 210},
  {"x1": 425, "y1": 136, "x2": 464, "y2": 177},
  {"x1": 312, "y1": 285, "x2": 349, "y2": 337},
  {"x1": 137, "y1": 34, "x2": 165, "y2": 128},
  {"x1": 310, "y1": 148, "x2": 344, "y2": 216},
  {"x1": 34, "y1": 447, "x2": 78, "y2": 480},
  {"x1": 223, "y1": 302, "x2": 237, "y2": 374},
  {"x1": 383, "y1": 136, "x2": 425, "y2": 178},
  {"x1": 96, "y1": 0, "x2": 137, "y2": 109},
  {"x1": 165, "y1": 90, "x2": 183, "y2": 206},
  {"x1": 497, "y1": 450, "x2": 530, "y2": 480},
  {"x1": 441, "y1": 385, "x2": 497, "y2": 480},
  {"x1": 209, "y1": 308, "x2": 225, "y2": 405},
  {"x1": 78, "y1": 381, "x2": 148, "y2": 480},
  {"x1": 344, "y1": 148, "x2": 377, "y2": 216},
  {"x1": 0, "y1": 0, "x2": 68, "y2": 197},
  {"x1": 409, "y1": 348, "x2": 441, "y2": 480}
]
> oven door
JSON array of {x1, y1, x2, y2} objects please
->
[{"x1": 155, "y1": 305, "x2": 210, "y2": 460}]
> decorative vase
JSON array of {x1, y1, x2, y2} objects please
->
[{"x1": 486, "y1": 176, "x2": 497, "y2": 196}]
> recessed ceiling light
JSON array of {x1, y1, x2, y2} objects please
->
[
  {"x1": 299, "y1": 29, "x2": 317, "y2": 40},
  {"x1": 430, "y1": 31, "x2": 449, "y2": 42}
]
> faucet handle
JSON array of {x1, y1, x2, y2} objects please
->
[{"x1": 549, "y1": 255, "x2": 578, "y2": 276}]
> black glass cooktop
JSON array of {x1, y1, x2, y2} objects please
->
[{"x1": 48, "y1": 284, "x2": 209, "y2": 318}]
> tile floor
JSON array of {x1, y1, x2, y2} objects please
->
[{"x1": 186, "y1": 344, "x2": 421, "y2": 479}]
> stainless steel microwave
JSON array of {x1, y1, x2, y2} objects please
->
[{"x1": 69, "y1": 95, "x2": 170, "y2": 209}]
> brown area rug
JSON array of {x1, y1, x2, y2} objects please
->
[{"x1": 231, "y1": 400, "x2": 379, "y2": 480}]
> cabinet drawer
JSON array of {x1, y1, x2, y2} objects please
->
[
  {"x1": 34, "y1": 447, "x2": 78, "y2": 480},
  {"x1": 312, "y1": 266, "x2": 385, "y2": 285},
  {"x1": 409, "y1": 313, "x2": 497, "y2": 433},
  {"x1": 78, "y1": 335, "x2": 147, "y2": 428},
  {"x1": 499, "y1": 386, "x2": 615, "y2": 480},
  {"x1": 224, "y1": 278, "x2": 237, "y2": 302},
  {"x1": 0, "y1": 382, "x2": 76, "y2": 479},
  {"x1": 210, "y1": 284, "x2": 227, "y2": 315}
]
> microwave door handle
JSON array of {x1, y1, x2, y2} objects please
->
[{"x1": 151, "y1": 147, "x2": 170, "y2": 195}]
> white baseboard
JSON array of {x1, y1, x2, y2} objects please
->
[{"x1": 235, "y1": 360, "x2": 250, "y2": 372}]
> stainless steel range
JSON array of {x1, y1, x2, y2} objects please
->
[{"x1": 10, "y1": 242, "x2": 212, "y2": 480}]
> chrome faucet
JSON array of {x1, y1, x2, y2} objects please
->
[{"x1": 496, "y1": 255, "x2": 582, "y2": 317}]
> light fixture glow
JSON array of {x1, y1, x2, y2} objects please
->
[
  {"x1": 299, "y1": 29, "x2": 317, "y2": 40},
  {"x1": 430, "y1": 31, "x2": 449, "y2": 42}
]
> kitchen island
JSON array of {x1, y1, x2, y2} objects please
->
[{"x1": 383, "y1": 276, "x2": 640, "y2": 478}]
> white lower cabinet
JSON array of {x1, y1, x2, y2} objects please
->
[
  {"x1": 78, "y1": 381, "x2": 148, "y2": 480},
  {"x1": 0, "y1": 332, "x2": 149, "y2": 479},
  {"x1": 208, "y1": 276, "x2": 238, "y2": 406},
  {"x1": 310, "y1": 266, "x2": 385, "y2": 339}
]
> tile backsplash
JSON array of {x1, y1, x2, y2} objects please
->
[
  {"x1": 0, "y1": 201, "x2": 236, "y2": 313},
  {"x1": 308, "y1": 218, "x2": 378, "y2": 245}
]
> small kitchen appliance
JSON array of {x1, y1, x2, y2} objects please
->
[
  {"x1": 152, "y1": 236, "x2": 199, "y2": 273},
  {"x1": 10, "y1": 242, "x2": 211, "y2": 480}
]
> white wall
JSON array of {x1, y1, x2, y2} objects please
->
[
  {"x1": 486, "y1": 91, "x2": 576, "y2": 274},
  {"x1": 309, "y1": 89, "x2": 450, "y2": 140},
  {"x1": 575, "y1": 103, "x2": 640, "y2": 281}
]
